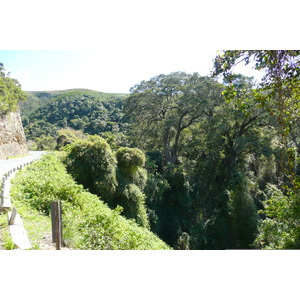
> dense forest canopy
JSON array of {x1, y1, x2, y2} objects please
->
[
  {"x1": 2, "y1": 50, "x2": 300, "y2": 249},
  {"x1": 21, "y1": 89, "x2": 128, "y2": 150},
  {"x1": 125, "y1": 72, "x2": 224, "y2": 164},
  {"x1": 213, "y1": 50, "x2": 300, "y2": 248}
]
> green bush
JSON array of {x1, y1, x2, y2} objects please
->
[
  {"x1": 115, "y1": 183, "x2": 149, "y2": 229},
  {"x1": 253, "y1": 184, "x2": 296, "y2": 249},
  {"x1": 115, "y1": 147, "x2": 146, "y2": 170},
  {"x1": 115, "y1": 147, "x2": 150, "y2": 228},
  {"x1": 65, "y1": 139, "x2": 150, "y2": 229},
  {"x1": 11, "y1": 153, "x2": 171, "y2": 250},
  {"x1": 65, "y1": 135, "x2": 118, "y2": 205}
]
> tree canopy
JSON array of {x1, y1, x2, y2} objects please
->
[
  {"x1": 22, "y1": 89, "x2": 128, "y2": 150},
  {"x1": 124, "y1": 71, "x2": 224, "y2": 164},
  {"x1": 213, "y1": 50, "x2": 300, "y2": 249},
  {"x1": 0, "y1": 62, "x2": 26, "y2": 113}
]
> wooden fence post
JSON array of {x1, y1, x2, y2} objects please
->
[
  {"x1": 51, "y1": 201, "x2": 62, "y2": 250},
  {"x1": 51, "y1": 202, "x2": 55, "y2": 243}
]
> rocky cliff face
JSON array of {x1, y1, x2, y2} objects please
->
[{"x1": 0, "y1": 109, "x2": 28, "y2": 159}]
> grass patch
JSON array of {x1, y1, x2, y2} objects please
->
[
  {"x1": 10, "y1": 201, "x2": 52, "y2": 250},
  {"x1": 0, "y1": 213, "x2": 16, "y2": 250},
  {"x1": 6, "y1": 153, "x2": 30, "y2": 160}
]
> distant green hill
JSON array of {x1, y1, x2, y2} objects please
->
[
  {"x1": 21, "y1": 89, "x2": 128, "y2": 117},
  {"x1": 21, "y1": 89, "x2": 129, "y2": 150}
]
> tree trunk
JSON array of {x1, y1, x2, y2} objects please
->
[
  {"x1": 163, "y1": 129, "x2": 172, "y2": 163},
  {"x1": 170, "y1": 126, "x2": 183, "y2": 164}
]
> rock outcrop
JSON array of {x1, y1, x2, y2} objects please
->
[{"x1": 0, "y1": 109, "x2": 28, "y2": 159}]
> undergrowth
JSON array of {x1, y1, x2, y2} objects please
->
[
  {"x1": 10, "y1": 153, "x2": 171, "y2": 250},
  {"x1": 0, "y1": 213, "x2": 16, "y2": 250}
]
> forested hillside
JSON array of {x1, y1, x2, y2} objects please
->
[
  {"x1": 17, "y1": 50, "x2": 300, "y2": 249},
  {"x1": 21, "y1": 89, "x2": 128, "y2": 150}
]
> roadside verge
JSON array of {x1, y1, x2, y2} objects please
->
[{"x1": 0, "y1": 153, "x2": 44, "y2": 250}]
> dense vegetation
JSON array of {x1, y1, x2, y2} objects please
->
[
  {"x1": 64, "y1": 136, "x2": 150, "y2": 229},
  {"x1": 6, "y1": 50, "x2": 300, "y2": 250},
  {"x1": 213, "y1": 51, "x2": 300, "y2": 248},
  {"x1": 0, "y1": 63, "x2": 26, "y2": 113},
  {"x1": 10, "y1": 153, "x2": 170, "y2": 250}
]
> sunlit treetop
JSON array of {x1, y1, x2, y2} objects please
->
[
  {"x1": 213, "y1": 50, "x2": 300, "y2": 84},
  {"x1": 0, "y1": 62, "x2": 26, "y2": 113}
]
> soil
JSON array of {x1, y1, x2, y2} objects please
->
[
  {"x1": 37, "y1": 233, "x2": 72, "y2": 250},
  {"x1": 0, "y1": 230, "x2": 72, "y2": 250}
]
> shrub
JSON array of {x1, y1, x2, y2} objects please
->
[
  {"x1": 116, "y1": 147, "x2": 146, "y2": 172},
  {"x1": 115, "y1": 147, "x2": 150, "y2": 228},
  {"x1": 65, "y1": 135, "x2": 118, "y2": 205},
  {"x1": 115, "y1": 184, "x2": 149, "y2": 228}
]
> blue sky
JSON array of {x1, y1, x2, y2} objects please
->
[
  {"x1": 0, "y1": 49, "x2": 264, "y2": 94},
  {"x1": 0, "y1": 49, "x2": 221, "y2": 93}
]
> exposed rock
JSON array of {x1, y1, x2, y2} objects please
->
[{"x1": 0, "y1": 108, "x2": 28, "y2": 159}]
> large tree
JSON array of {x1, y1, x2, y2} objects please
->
[
  {"x1": 124, "y1": 72, "x2": 224, "y2": 164},
  {"x1": 213, "y1": 51, "x2": 300, "y2": 187},
  {"x1": 213, "y1": 50, "x2": 300, "y2": 249},
  {"x1": 187, "y1": 74, "x2": 267, "y2": 248}
]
